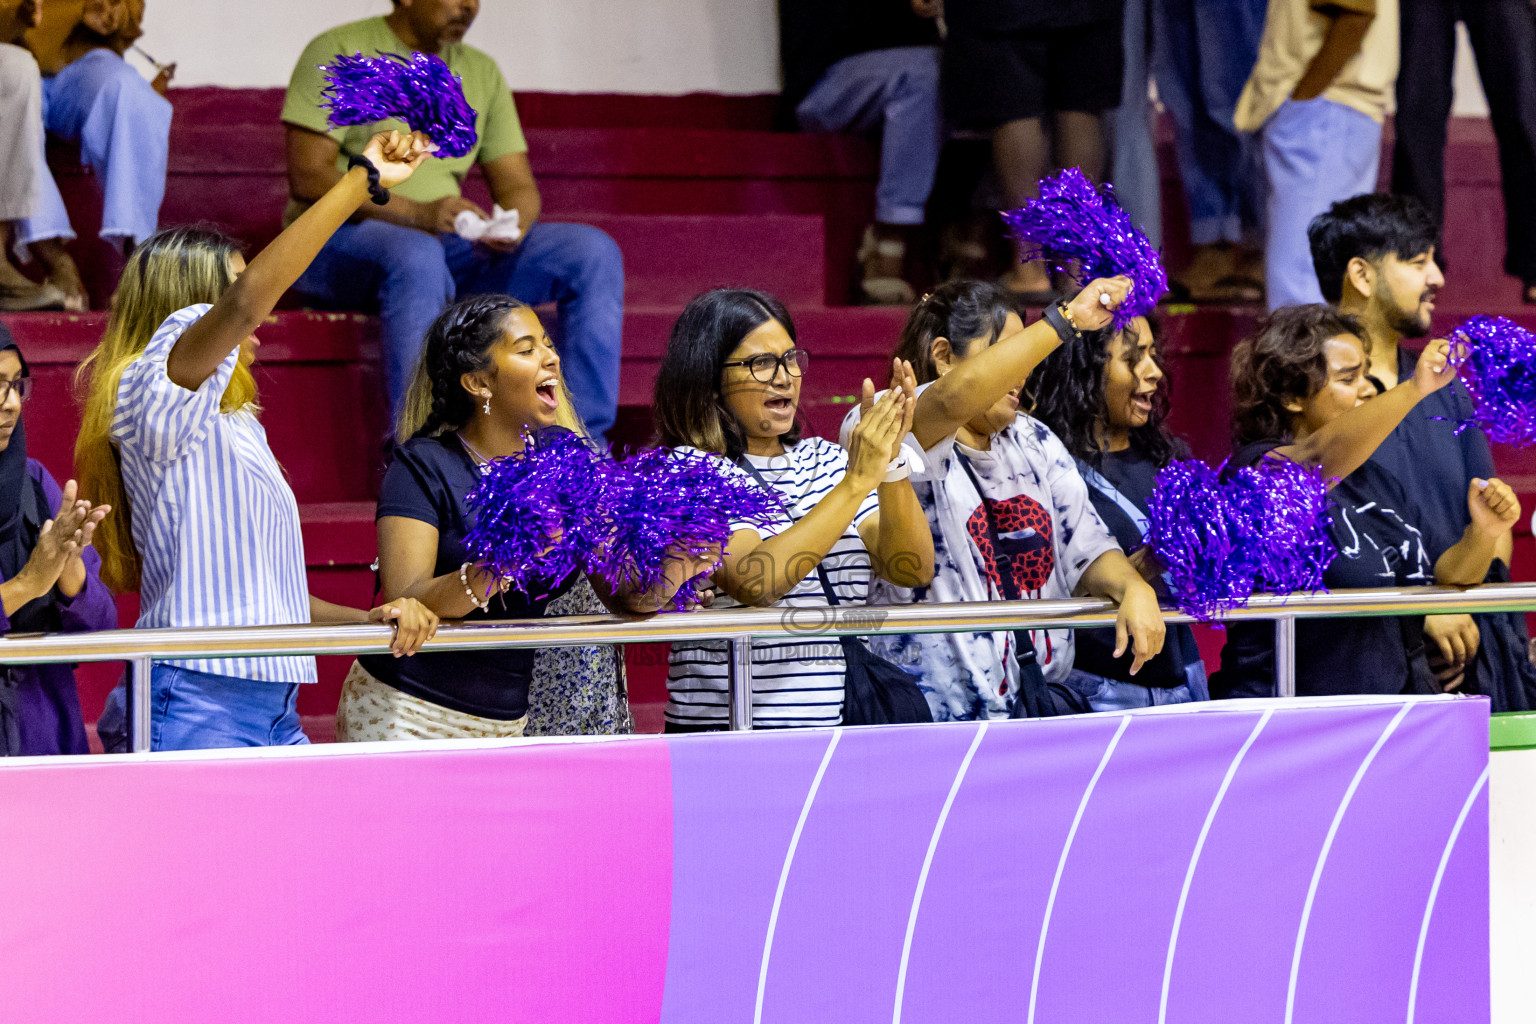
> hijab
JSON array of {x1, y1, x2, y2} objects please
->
[{"x1": 0, "y1": 331, "x2": 56, "y2": 632}]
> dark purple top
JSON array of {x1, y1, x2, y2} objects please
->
[{"x1": 0, "y1": 461, "x2": 118, "y2": 755}]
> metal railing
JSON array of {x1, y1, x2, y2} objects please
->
[{"x1": 2, "y1": 582, "x2": 1534, "y2": 752}]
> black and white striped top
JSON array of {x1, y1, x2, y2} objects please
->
[{"x1": 665, "y1": 438, "x2": 880, "y2": 728}]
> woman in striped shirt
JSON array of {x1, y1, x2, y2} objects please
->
[
  {"x1": 652, "y1": 288, "x2": 936, "y2": 729},
  {"x1": 74, "y1": 130, "x2": 440, "y2": 751}
]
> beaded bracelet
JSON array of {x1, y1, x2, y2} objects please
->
[
  {"x1": 1043, "y1": 301, "x2": 1083, "y2": 346},
  {"x1": 460, "y1": 561, "x2": 491, "y2": 613},
  {"x1": 346, "y1": 153, "x2": 391, "y2": 206}
]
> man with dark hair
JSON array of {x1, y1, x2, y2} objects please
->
[
  {"x1": 1308, "y1": 192, "x2": 1536, "y2": 710},
  {"x1": 283, "y1": 0, "x2": 622, "y2": 438}
]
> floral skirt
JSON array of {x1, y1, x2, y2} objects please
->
[
  {"x1": 334, "y1": 661, "x2": 527, "y2": 742},
  {"x1": 525, "y1": 576, "x2": 634, "y2": 736}
]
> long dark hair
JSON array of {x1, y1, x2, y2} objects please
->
[
  {"x1": 653, "y1": 288, "x2": 804, "y2": 459},
  {"x1": 1231, "y1": 304, "x2": 1363, "y2": 446},
  {"x1": 894, "y1": 280, "x2": 1018, "y2": 385},
  {"x1": 1030, "y1": 315, "x2": 1180, "y2": 468},
  {"x1": 399, "y1": 294, "x2": 532, "y2": 441}
]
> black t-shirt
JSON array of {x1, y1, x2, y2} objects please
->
[
  {"x1": 1367, "y1": 347, "x2": 1496, "y2": 560},
  {"x1": 1073, "y1": 446, "x2": 1203, "y2": 689},
  {"x1": 358, "y1": 434, "x2": 575, "y2": 720},
  {"x1": 944, "y1": 0, "x2": 1124, "y2": 33},
  {"x1": 1210, "y1": 441, "x2": 1438, "y2": 699},
  {"x1": 778, "y1": 0, "x2": 939, "y2": 114}
]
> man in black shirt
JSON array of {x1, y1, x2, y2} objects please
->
[
  {"x1": 1309, "y1": 193, "x2": 1536, "y2": 709},
  {"x1": 779, "y1": 0, "x2": 941, "y2": 305}
]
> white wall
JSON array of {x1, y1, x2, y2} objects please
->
[
  {"x1": 135, "y1": 0, "x2": 782, "y2": 93},
  {"x1": 133, "y1": 0, "x2": 1490, "y2": 115}
]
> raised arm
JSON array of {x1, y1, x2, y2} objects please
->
[
  {"x1": 167, "y1": 130, "x2": 429, "y2": 390},
  {"x1": 1276, "y1": 338, "x2": 1455, "y2": 482},
  {"x1": 911, "y1": 277, "x2": 1133, "y2": 450}
]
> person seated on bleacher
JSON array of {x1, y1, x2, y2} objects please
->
[
  {"x1": 0, "y1": 321, "x2": 115, "y2": 755},
  {"x1": 1, "y1": 0, "x2": 56, "y2": 311},
  {"x1": 841, "y1": 279, "x2": 1165, "y2": 721},
  {"x1": 1310, "y1": 193, "x2": 1536, "y2": 709},
  {"x1": 1210, "y1": 304, "x2": 1515, "y2": 699},
  {"x1": 11, "y1": 0, "x2": 173, "y2": 310},
  {"x1": 73, "y1": 131, "x2": 439, "y2": 751},
  {"x1": 281, "y1": 0, "x2": 623, "y2": 440},
  {"x1": 778, "y1": 0, "x2": 940, "y2": 305}
]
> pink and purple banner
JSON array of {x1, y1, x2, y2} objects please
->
[{"x1": 0, "y1": 694, "x2": 1489, "y2": 1023}]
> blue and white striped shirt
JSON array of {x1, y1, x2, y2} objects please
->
[{"x1": 112, "y1": 304, "x2": 315, "y2": 683}]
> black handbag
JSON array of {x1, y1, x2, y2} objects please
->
[
  {"x1": 735, "y1": 458, "x2": 932, "y2": 726},
  {"x1": 954, "y1": 452, "x2": 1088, "y2": 718}
]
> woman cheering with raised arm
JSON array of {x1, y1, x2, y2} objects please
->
[
  {"x1": 75, "y1": 130, "x2": 439, "y2": 751},
  {"x1": 843, "y1": 279, "x2": 1165, "y2": 721}
]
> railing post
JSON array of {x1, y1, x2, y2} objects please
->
[
  {"x1": 1274, "y1": 617, "x2": 1296, "y2": 698},
  {"x1": 129, "y1": 655, "x2": 153, "y2": 753},
  {"x1": 727, "y1": 633, "x2": 754, "y2": 732}
]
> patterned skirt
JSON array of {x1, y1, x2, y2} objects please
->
[
  {"x1": 334, "y1": 661, "x2": 527, "y2": 741},
  {"x1": 525, "y1": 576, "x2": 633, "y2": 736}
]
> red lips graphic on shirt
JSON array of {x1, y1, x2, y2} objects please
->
[{"x1": 966, "y1": 494, "x2": 1054, "y2": 598}]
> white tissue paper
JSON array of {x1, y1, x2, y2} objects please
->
[{"x1": 454, "y1": 205, "x2": 522, "y2": 243}]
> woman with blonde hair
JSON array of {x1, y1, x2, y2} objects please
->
[{"x1": 75, "y1": 130, "x2": 440, "y2": 750}]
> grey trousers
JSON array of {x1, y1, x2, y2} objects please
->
[{"x1": 0, "y1": 43, "x2": 43, "y2": 223}]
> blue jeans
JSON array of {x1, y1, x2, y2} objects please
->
[
  {"x1": 1152, "y1": 0, "x2": 1267, "y2": 246},
  {"x1": 19, "y1": 48, "x2": 171, "y2": 248},
  {"x1": 1110, "y1": 0, "x2": 1162, "y2": 249},
  {"x1": 1065, "y1": 660, "x2": 1210, "y2": 712},
  {"x1": 150, "y1": 664, "x2": 308, "y2": 751},
  {"x1": 294, "y1": 219, "x2": 624, "y2": 439},
  {"x1": 796, "y1": 46, "x2": 943, "y2": 226},
  {"x1": 1260, "y1": 98, "x2": 1382, "y2": 309}
]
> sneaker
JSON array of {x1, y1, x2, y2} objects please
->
[{"x1": 856, "y1": 226, "x2": 916, "y2": 306}]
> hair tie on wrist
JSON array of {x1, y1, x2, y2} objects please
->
[
  {"x1": 347, "y1": 154, "x2": 391, "y2": 206},
  {"x1": 1043, "y1": 301, "x2": 1083, "y2": 346}
]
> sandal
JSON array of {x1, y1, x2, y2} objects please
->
[{"x1": 0, "y1": 280, "x2": 67, "y2": 312}]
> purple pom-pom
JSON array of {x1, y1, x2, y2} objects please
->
[
  {"x1": 1450, "y1": 315, "x2": 1536, "y2": 446},
  {"x1": 464, "y1": 430, "x2": 607, "y2": 598},
  {"x1": 1145, "y1": 456, "x2": 1334, "y2": 621},
  {"x1": 321, "y1": 51, "x2": 478, "y2": 158},
  {"x1": 593, "y1": 449, "x2": 787, "y2": 611},
  {"x1": 1000, "y1": 167, "x2": 1168, "y2": 327}
]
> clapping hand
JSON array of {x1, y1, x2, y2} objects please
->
[{"x1": 22, "y1": 479, "x2": 109, "y2": 601}]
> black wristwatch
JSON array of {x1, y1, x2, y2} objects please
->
[
  {"x1": 1043, "y1": 301, "x2": 1083, "y2": 345},
  {"x1": 347, "y1": 154, "x2": 391, "y2": 206}
]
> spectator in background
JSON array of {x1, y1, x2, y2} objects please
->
[
  {"x1": 779, "y1": 0, "x2": 941, "y2": 305},
  {"x1": 1310, "y1": 193, "x2": 1536, "y2": 709},
  {"x1": 0, "y1": 322, "x2": 115, "y2": 755},
  {"x1": 1235, "y1": 0, "x2": 1398, "y2": 309},
  {"x1": 1109, "y1": 0, "x2": 1162, "y2": 251},
  {"x1": 0, "y1": 0, "x2": 64, "y2": 311},
  {"x1": 15, "y1": 0, "x2": 172, "y2": 310},
  {"x1": 1391, "y1": 0, "x2": 1536, "y2": 305},
  {"x1": 1152, "y1": 0, "x2": 1269, "y2": 303},
  {"x1": 283, "y1": 0, "x2": 623, "y2": 440},
  {"x1": 941, "y1": 0, "x2": 1126, "y2": 304}
]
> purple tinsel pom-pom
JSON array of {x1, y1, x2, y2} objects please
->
[
  {"x1": 1000, "y1": 167, "x2": 1168, "y2": 327},
  {"x1": 321, "y1": 51, "x2": 478, "y2": 158},
  {"x1": 593, "y1": 449, "x2": 787, "y2": 611},
  {"x1": 464, "y1": 430, "x2": 607, "y2": 598},
  {"x1": 1145, "y1": 456, "x2": 1334, "y2": 621},
  {"x1": 1450, "y1": 315, "x2": 1536, "y2": 446}
]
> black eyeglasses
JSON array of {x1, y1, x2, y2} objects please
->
[
  {"x1": 0, "y1": 377, "x2": 33, "y2": 404},
  {"x1": 721, "y1": 348, "x2": 810, "y2": 383}
]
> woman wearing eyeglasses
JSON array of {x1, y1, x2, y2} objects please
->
[
  {"x1": 0, "y1": 323, "x2": 115, "y2": 755},
  {"x1": 651, "y1": 288, "x2": 935, "y2": 730}
]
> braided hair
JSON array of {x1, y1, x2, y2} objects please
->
[
  {"x1": 893, "y1": 280, "x2": 1019, "y2": 385},
  {"x1": 1031, "y1": 315, "x2": 1181, "y2": 469},
  {"x1": 397, "y1": 294, "x2": 532, "y2": 442}
]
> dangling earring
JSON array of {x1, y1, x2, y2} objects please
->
[{"x1": 482, "y1": 392, "x2": 492, "y2": 415}]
